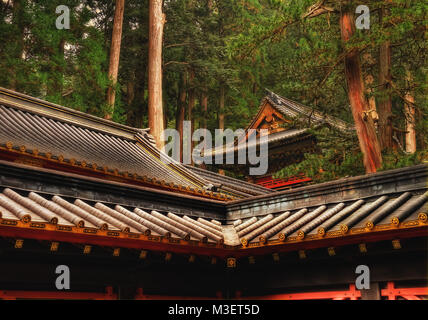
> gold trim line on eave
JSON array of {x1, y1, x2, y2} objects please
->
[{"x1": 0, "y1": 141, "x2": 228, "y2": 200}]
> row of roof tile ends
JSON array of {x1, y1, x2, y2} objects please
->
[{"x1": 0, "y1": 188, "x2": 427, "y2": 247}]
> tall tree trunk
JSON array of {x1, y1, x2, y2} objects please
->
[
  {"x1": 378, "y1": 5, "x2": 393, "y2": 151},
  {"x1": 218, "y1": 86, "x2": 225, "y2": 130},
  {"x1": 148, "y1": 0, "x2": 166, "y2": 149},
  {"x1": 135, "y1": 85, "x2": 146, "y2": 129},
  {"x1": 362, "y1": 53, "x2": 378, "y2": 127},
  {"x1": 187, "y1": 71, "x2": 195, "y2": 165},
  {"x1": 199, "y1": 89, "x2": 208, "y2": 169},
  {"x1": 201, "y1": 89, "x2": 208, "y2": 130},
  {"x1": 218, "y1": 86, "x2": 225, "y2": 176},
  {"x1": 175, "y1": 72, "x2": 187, "y2": 162},
  {"x1": 404, "y1": 70, "x2": 416, "y2": 153},
  {"x1": 125, "y1": 77, "x2": 135, "y2": 126},
  {"x1": 127, "y1": 79, "x2": 135, "y2": 106},
  {"x1": 10, "y1": 0, "x2": 24, "y2": 91},
  {"x1": 364, "y1": 74, "x2": 377, "y2": 124},
  {"x1": 340, "y1": 5, "x2": 382, "y2": 173},
  {"x1": 135, "y1": 64, "x2": 147, "y2": 128},
  {"x1": 105, "y1": 0, "x2": 125, "y2": 120}
]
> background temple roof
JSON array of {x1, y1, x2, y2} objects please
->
[
  {"x1": 259, "y1": 90, "x2": 355, "y2": 133},
  {"x1": 204, "y1": 90, "x2": 353, "y2": 160}
]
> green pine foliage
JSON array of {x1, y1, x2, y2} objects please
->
[{"x1": 0, "y1": 0, "x2": 426, "y2": 182}]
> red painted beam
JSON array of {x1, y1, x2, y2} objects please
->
[
  {"x1": 381, "y1": 282, "x2": 428, "y2": 300},
  {"x1": 0, "y1": 287, "x2": 116, "y2": 300},
  {"x1": 238, "y1": 284, "x2": 361, "y2": 300}
]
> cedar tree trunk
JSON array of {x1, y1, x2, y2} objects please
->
[
  {"x1": 404, "y1": 71, "x2": 416, "y2": 153},
  {"x1": 105, "y1": 0, "x2": 125, "y2": 120},
  {"x1": 378, "y1": 6, "x2": 393, "y2": 150},
  {"x1": 340, "y1": 6, "x2": 382, "y2": 173},
  {"x1": 175, "y1": 72, "x2": 187, "y2": 162},
  {"x1": 148, "y1": 0, "x2": 166, "y2": 149}
]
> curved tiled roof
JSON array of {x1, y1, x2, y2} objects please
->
[
  {"x1": 1, "y1": 186, "x2": 426, "y2": 248},
  {"x1": 261, "y1": 90, "x2": 355, "y2": 133},
  {"x1": 0, "y1": 104, "x2": 198, "y2": 187},
  {"x1": 0, "y1": 87, "x2": 232, "y2": 198},
  {"x1": 234, "y1": 191, "x2": 428, "y2": 247},
  {"x1": 203, "y1": 90, "x2": 348, "y2": 159},
  {"x1": 0, "y1": 187, "x2": 225, "y2": 244},
  {"x1": 185, "y1": 165, "x2": 274, "y2": 197}
]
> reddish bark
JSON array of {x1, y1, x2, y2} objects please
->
[
  {"x1": 148, "y1": 0, "x2": 166, "y2": 149},
  {"x1": 105, "y1": 0, "x2": 125, "y2": 120},
  {"x1": 340, "y1": 7, "x2": 382, "y2": 173}
]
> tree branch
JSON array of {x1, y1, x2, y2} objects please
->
[
  {"x1": 62, "y1": 89, "x2": 74, "y2": 97},
  {"x1": 386, "y1": 79, "x2": 419, "y2": 109},
  {"x1": 164, "y1": 61, "x2": 190, "y2": 67},
  {"x1": 302, "y1": 0, "x2": 336, "y2": 19},
  {"x1": 164, "y1": 42, "x2": 190, "y2": 49},
  {"x1": 318, "y1": 45, "x2": 369, "y2": 87}
]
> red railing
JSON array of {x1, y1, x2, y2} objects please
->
[
  {"x1": 236, "y1": 284, "x2": 361, "y2": 300},
  {"x1": 255, "y1": 174, "x2": 312, "y2": 190},
  {"x1": 381, "y1": 282, "x2": 428, "y2": 300},
  {"x1": 1, "y1": 283, "x2": 426, "y2": 300},
  {"x1": 237, "y1": 283, "x2": 428, "y2": 300}
]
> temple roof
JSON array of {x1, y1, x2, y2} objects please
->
[
  {"x1": 0, "y1": 177, "x2": 425, "y2": 249},
  {"x1": 0, "y1": 187, "x2": 225, "y2": 244},
  {"x1": 257, "y1": 90, "x2": 355, "y2": 133},
  {"x1": 235, "y1": 190, "x2": 427, "y2": 247},
  {"x1": 0, "y1": 88, "x2": 426, "y2": 263},
  {"x1": 204, "y1": 91, "x2": 352, "y2": 161},
  {"x1": 0, "y1": 87, "x2": 270, "y2": 200},
  {"x1": 0, "y1": 160, "x2": 426, "y2": 257},
  {"x1": 186, "y1": 165, "x2": 275, "y2": 197}
]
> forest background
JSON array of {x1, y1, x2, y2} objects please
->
[{"x1": 0, "y1": 0, "x2": 426, "y2": 183}]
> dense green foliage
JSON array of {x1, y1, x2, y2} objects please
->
[
  {"x1": 273, "y1": 120, "x2": 426, "y2": 183},
  {"x1": 0, "y1": 0, "x2": 426, "y2": 182}
]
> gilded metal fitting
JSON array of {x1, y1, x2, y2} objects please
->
[
  {"x1": 391, "y1": 217, "x2": 400, "y2": 226},
  {"x1": 418, "y1": 212, "x2": 427, "y2": 223}
]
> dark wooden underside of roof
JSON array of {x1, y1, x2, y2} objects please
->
[
  {"x1": 0, "y1": 235, "x2": 425, "y2": 297},
  {"x1": 208, "y1": 134, "x2": 317, "y2": 175}
]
